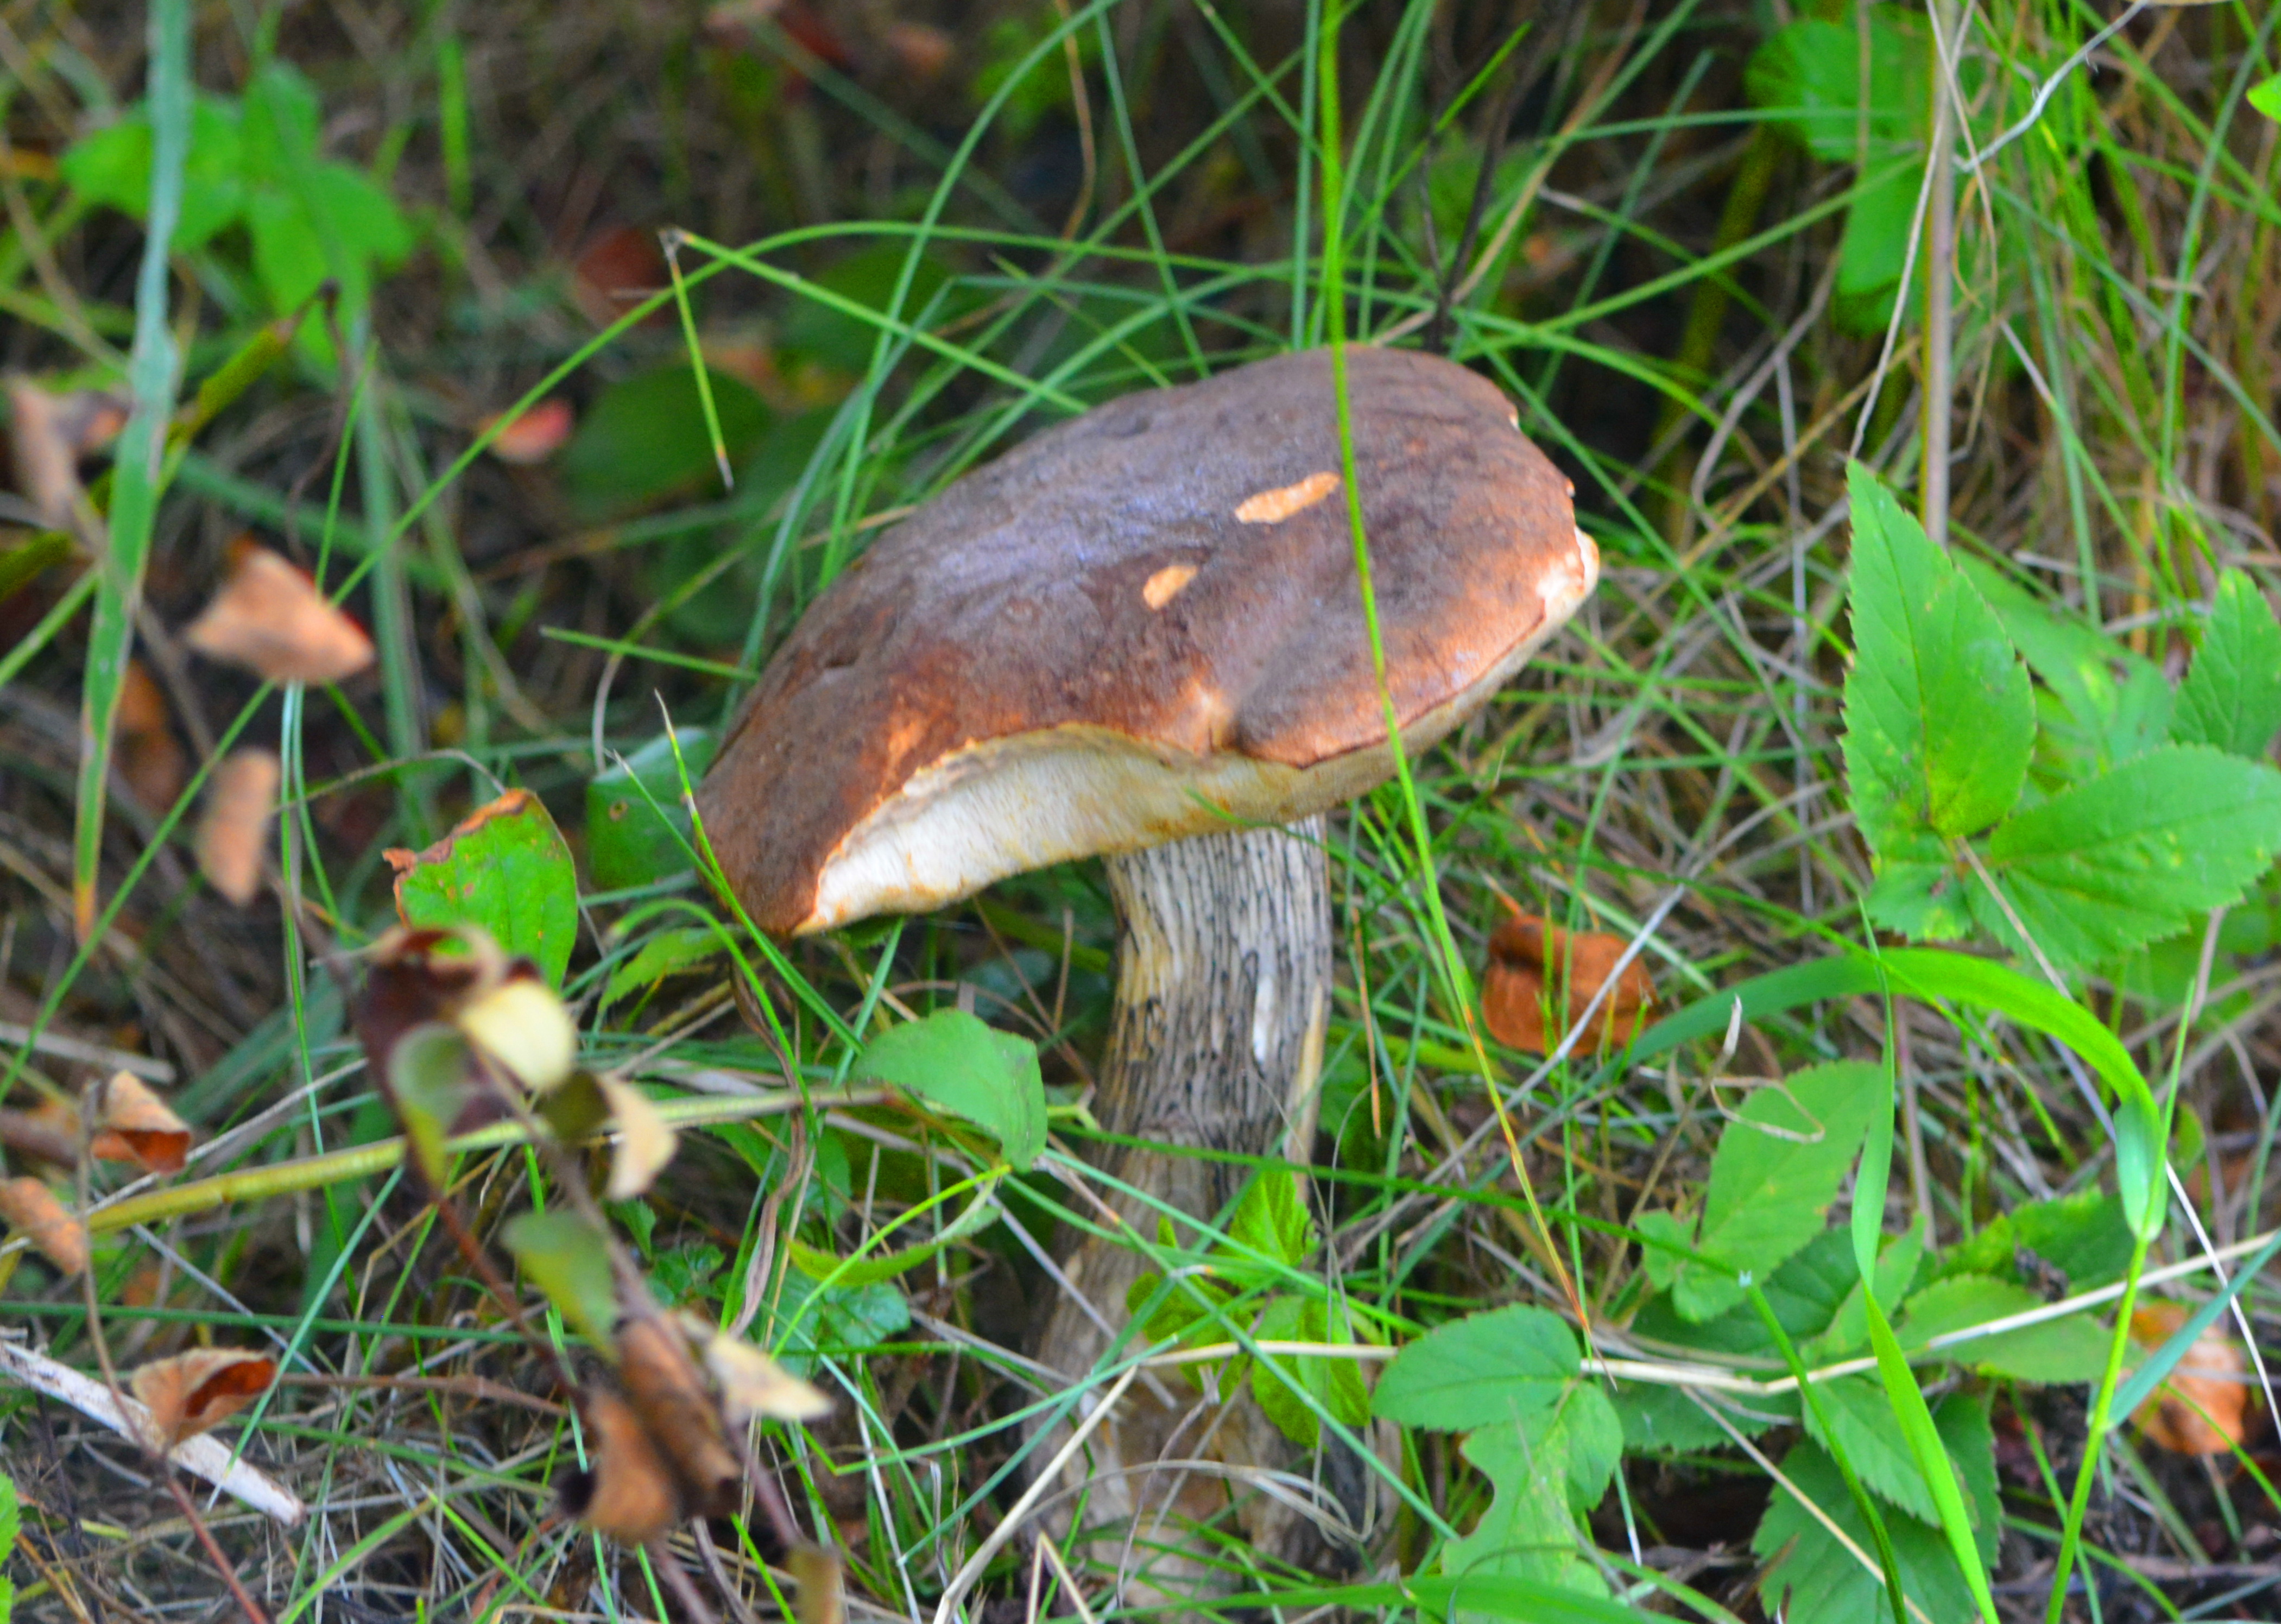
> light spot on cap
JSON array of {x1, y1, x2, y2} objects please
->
[
  {"x1": 1235, "y1": 470, "x2": 1340, "y2": 525},
  {"x1": 1143, "y1": 563, "x2": 1199, "y2": 610}
]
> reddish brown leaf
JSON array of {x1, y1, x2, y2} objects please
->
[
  {"x1": 561, "y1": 1388, "x2": 681, "y2": 1544},
  {"x1": 185, "y1": 542, "x2": 374, "y2": 685},
  {"x1": 1481, "y1": 907, "x2": 1654, "y2": 1055},
  {"x1": 2131, "y1": 1301, "x2": 2250, "y2": 1456},
  {"x1": 883, "y1": 22, "x2": 954, "y2": 81},
  {"x1": 196, "y1": 749, "x2": 280, "y2": 907},
  {"x1": 129, "y1": 1348, "x2": 275, "y2": 1448},
  {"x1": 570, "y1": 226, "x2": 668, "y2": 329},
  {"x1": 89, "y1": 1070, "x2": 191, "y2": 1174},
  {"x1": 479, "y1": 398, "x2": 574, "y2": 465},
  {"x1": 0, "y1": 1177, "x2": 89, "y2": 1275}
]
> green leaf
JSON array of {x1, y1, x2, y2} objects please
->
[
  {"x1": 1861, "y1": 1291, "x2": 2000, "y2": 1621},
  {"x1": 602, "y1": 926, "x2": 723, "y2": 1018},
  {"x1": 1833, "y1": 157, "x2": 1924, "y2": 334},
  {"x1": 1746, "y1": 16, "x2": 1926, "y2": 165},
  {"x1": 1972, "y1": 744, "x2": 2281, "y2": 965},
  {"x1": 1373, "y1": 1304, "x2": 1579, "y2": 1431},
  {"x1": 783, "y1": 1185, "x2": 1000, "y2": 1287},
  {"x1": 1800, "y1": 1375, "x2": 1945, "y2": 1525},
  {"x1": 502, "y1": 1209, "x2": 617, "y2": 1349},
  {"x1": 1229, "y1": 1168, "x2": 1315, "y2": 1273},
  {"x1": 780, "y1": 243, "x2": 961, "y2": 374},
  {"x1": 561, "y1": 364, "x2": 770, "y2": 519},
  {"x1": 1939, "y1": 1190, "x2": 2135, "y2": 1292},
  {"x1": 588, "y1": 728, "x2": 717, "y2": 890},
  {"x1": 1445, "y1": 1391, "x2": 1617, "y2": 1604},
  {"x1": 59, "y1": 96, "x2": 247, "y2": 249},
  {"x1": 386, "y1": 1021, "x2": 472, "y2": 1189},
  {"x1": 2175, "y1": 570, "x2": 2281, "y2": 760},
  {"x1": 1756, "y1": 1394, "x2": 1998, "y2": 1624},
  {"x1": 764, "y1": 1266, "x2": 910, "y2": 1376},
  {"x1": 1249, "y1": 1294, "x2": 1371, "y2": 1447},
  {"x1": 1672, "y1": 1061, "x2": 1884, "y2": 1322},
  {"x1": 387, "y1": 789, "x2": 580, "y2": 987},
  {"x1": 854, "y1": 1008, "x2": 1046, "y2": 1171},
  {"x1": 1898, "y1": 1274, "x2": 2110, "y2": 1383},
  {"x1": 1957, "y1": 555, "x2": 2171, "y2": 776},
  {"x1": 2249, "y1": 72, "x2": 2281, "y2": 123},
  {"x1": 1812, "y1": 1224, "x2": 1923, "y2": 1358},
  {"x1": 1632, "y1": 1209, "x2": 1688, "y2": 1292},
  {"x1": 1842, "y1": 462, "x2": 2034, "y2": 862}
]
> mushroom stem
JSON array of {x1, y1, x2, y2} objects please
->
[{"x1": 1035, "y1": 817, "x2": 1334, "y2": 1549}]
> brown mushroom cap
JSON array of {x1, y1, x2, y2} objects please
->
[{"x1": 696, "y1": 345, "x2": 1596, "y2": 936}]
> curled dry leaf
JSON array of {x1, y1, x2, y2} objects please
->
[
  {"x1": 90, "y1": 1070, "x2": 191, "y2": 1174},
  {"x1": 0, "y1": 1177, "x2": 89, "y2": 1275},
  {"x1": 479, "y1": 397, "x2": 574, "y2": 465},
  {"x1": 2131, "y1": 1300, "x2": 2250, "y2": 1455},
  {"x1": 617, "y1": 1313, "x2": 742, "y2": 1519},
  {"x1": 597, "y1": 1074, "x2": 677, "y2": 1199},
  {"x1": 129, "y1": 1348, "x2": 275, "y2": 1448},
  {"x1": 562, "y1": 1388, "x2": 682, "y2": 1544},
  {"x1": 456, "y1": 974, "x2": 578, "y2": 1094},
  {"x1": 704, "y1": 1330, "x2": 831, "y2": 1424},
  {"x1": 185, "y1": 542, "x2": 374, "y2": 685},
  {"x1": 196, "y1": 748, "x2": 281, "y2": 907},
  {"x1": 6, "y1": 377, "x2": 84, "y2": 526},
  {"x1": 1481, "y1": 906, "x2": 1656, "y2": 1055}
]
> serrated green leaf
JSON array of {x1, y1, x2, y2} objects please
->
[
  {"x1": 1250, "y1": 1294, "x2": 1370, "y2": 1447},
  {"x1": 1898, "y1": 1274, "x2": 2109, "y2": 1383},
  {"x1": 1373, "y1": 1304, "x2": 1579, "y2": 1430},
  {"x1": 764, "y1": 1267, "x2": 910, "y2": 1377},
  {"x1": 1800, "y1": 1375, "x2": 1944, "y2": 1524},
  {"x1": 388, "y1": 789, "x2": 580, "y2": 987},
  {"x1": 1972, "y1": 744, "x2": 2281, "y2": 965},
  {"x1": 1842, "y1": 463, "x2": 2034, "y2": 867},
  {"x1": 1746, "y1": 15, "x2": 1925, "y2": 165},
  {"x1": 854, "y1": 1008, "x2": 1045, "y2": 1171},
  {"x1": 588, "y1": 728, "x2": 716, "y2": 890},
  {"x1": 2176, "y1": 570, "x2": 2281, "y2": 760},
  {"x1": 1955, "y1": 556, "x2": 2171, "y2": 778},
  {"x1": 502, "y1": 1209, "x2": 617, "y2": 1349},
  {"x1": 1939, "y1": 1190, "x2": 2135, "y2": 1292},
  {"x1": 1229, "y1": 1168, "x2": 1315, "y2": 1273},
  {"x1": 1812, "y1": 1224, "x2": 1923, "y2": 1358},
  {"x1": 1672, "y1": 1061, "x2": 1883, "y2": 1322},
  {"x1": 601, "y1": 925, "x2": 723, "y2": 1018},
  {"x1": 60, "y1": 96, "x2": 247, "y2": 249},
  {"x1": 1445, "y1": 1390, "x2": 1616, "y2": 1605},
  {"x1": 1756, "y1": 1394, "x2": 1998, "y2": 1624}
]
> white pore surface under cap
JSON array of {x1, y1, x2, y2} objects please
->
[{"x1": 799, "y1": 525, "x2": 1600, "y2": 934}]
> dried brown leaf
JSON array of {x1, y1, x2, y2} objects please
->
[
  {"x1": 195, "y1": 748, "x2": 281, "y2": 907},
  {"x1": 618, "y1": 1314, "x2": 741, "y2": 1518},
  {"x1": 185, "y1": 542, "x2": 374, "y2": 684},
  {"x1": 129, "y1": 1348, "x2": 275, "y2": 1448},
  {"x1": 570, "y1": 226, "x2": 668, "y2": 329},
  {"x1": 0, "y1": 1177, "x2": 89, "y2": 1274},
  {"x1": 7, "y1": 378, "x2": 81, "y2": 526},
  {"x1": 790, "y1": 1545, "x2": 846, "y2": 1624},
  {"x1": 598, "y1": 1075, "x2": 678, "y2": 1199},
  {"x1": 704, "y1": 1330, "x2": 830, "y2": 1424},
  {"x1": 90, "y1": 1070, "x2": 191, "y2": 1174},
  {"x1": 2131, "y1": 1301, "x2": 2250, "y2": 1455},
  {"x1": 1481, "y1": 907, "x2": 1655, "y2": 1055},
  {"x1": 562, "y1": 1388, "x2": 681, "y2": 1544}
]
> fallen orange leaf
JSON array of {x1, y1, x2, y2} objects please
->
[
  {"x1": 129, "y1": 1348, "x2": 275, "y2": 1447},
  {"x1": 0, "y1": 1176, "x2": 89, "y2": 1275},
  {"x1": 185, "y1": 542, "x2": 374, "y2": 685},
  {"x1": 479, "y1": 397, "x2": 574, "y2": 465},
  {"x1": 1481, "y1": 906, "x2": 1654, "y2": 1055},
  {"x1": 116, "y1": 659, "x2": 187, "y2": 812},
  {"x1": 196, "y1": 748, "x2": 281, "y2": 907},
  {"x1": 90, "y1": 1070, "x2": 191, "y2": 1174},
  {"x1": 2131, "y1": 1300, "x2": 2249, "y2": 1456}
]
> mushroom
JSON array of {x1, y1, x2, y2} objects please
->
[{"x1": 694, "y1": 344, "x2": 1596, "y2": 1552}]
